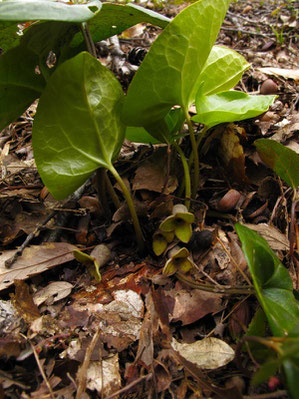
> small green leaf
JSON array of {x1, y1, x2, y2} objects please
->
[
  {"x1": 252, "y1": 359, "x2": 280, "y2": 386},
  {"x1": 236, "y1": 224, "x2": 299, "y2": 337},
  {"x1": 196, "y1": 45, "x2": 250, "y2": 96},
  {"x1": 33, "y1": 52, "x2": 125, "y2": 200},
  {"x1": 122, "y1": 0, "x2": 230, "y2": 127},
  {"x1": 255, "y1": 139, "x2": 299, "y2": 190},
  {"x1": 125, "y1": 126, "x2": 161, "y2": 144},
  {"x1": 193, "y1": 91, "x2": 276, "y2": 128},
  {"x1": 71, "y1": 3, "x2": 169, "y2": 47},
  {"x1": 0, "y1": 0, "x2": 101, "y2": 22},
  {"x1": 0, "y1": 44, "x2": 45, "y2": 131}
]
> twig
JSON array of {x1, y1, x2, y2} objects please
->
[
  {"x1": 29, "y1": 339, "x2": 56, "y2": 399},
  {"x1": 76, "y1": 328, "x2": 101, "y2": 399},
  {"x1": 5, "y1": 180, "x2": 90, "y2": 268},
  {"x1": 104, "y1": 373, "x2": 153, "y2": 399},
  {"x1": 220, "y1": 26, "x2": 276, "y2": 38},
  {"x1": 176, "y1": 271, "x2": 254, "y2": 295}
]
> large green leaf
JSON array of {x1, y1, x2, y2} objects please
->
[
  {"x1": 71, "y1": 3, "x2": 170, "y2": 48},
  {"x1": 255, "y1": 139, "x2": 299, "y2": 190},
  {"x1": 235, "y1": 224, "x2": 299, "y2": 337},
  {"x1": 122, "y1": 0, "x2": 230, "y2": 128},
  {"x1": 0, "y1": 44, "x2": 45, "y2": 131},
  {"x1": 192, "y1": 91, "x2": 276, "y2": 128},
  {"x1": 0, "y1": 0, "x2": 101, "y2": 22},
  {"x1": 32, "y1": 52, "x2": 125, "y2": 200},
  {"x1": 196, "y1": 45, "x2": 250, "y2": 96},
  {"x1": 21, "y1": 21, "x2": 80, "y2": 72},
  {"x1": 0, "y1": 21, "x2": 19, "y2": 51}
]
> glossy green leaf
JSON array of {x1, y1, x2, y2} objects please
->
[
  {"x1": 71, "y1": 3, "x2": 169, "y2": 48},
  {"x1": 252, "y1": 359, "x2": 280, "y2": 385},
  {"x1": 0, "y1": 44, "x2": 45, "y2": 131},
  {"x1": 0, "y1": 21, "x2": 20, "y2": 51},
  {"x1": 21, "y1": 21, "x2": 80, "y2": 72},
  {"x1": 196, "y1": 45, "x2": 250, "y2": 96},
  {"x1": 193, "y1": 91, "x2": 276, "y2": 128},
  {"x1": 125, "y1": 108, "x2": 184, "y2": 144},
  {"x1": 0, "y1": 0, "x2": 101, "y2": 22},
  {"x1": 235, "y1": 224, "x2": 299, "y2": 337},
  {"x1": 255, "y1": 139, "x2": 299, "y2": 190},
  {"x1": 283, "y1": 357, "x2": 299, "y2": 399},
  {"x1": 32, "y1": 52, "x2": 125, "y2": 200},
  {"x1": 122, "y1": 0, "x2": 230, "y2": 128}
]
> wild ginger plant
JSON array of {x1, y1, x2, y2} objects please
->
[{"x1": 0, "y1": 0, "x2": 276, "y2": 252}]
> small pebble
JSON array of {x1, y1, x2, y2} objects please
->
[{"x1": 260, "y1": 79, "x2": 278, "y2": 95}]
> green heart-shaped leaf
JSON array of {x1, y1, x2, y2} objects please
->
[
  {"x1": 71, "y1": 3, "x2": 169, "y2": 48},
  {"x1": 0, "y1": 44, "x2": 45, "y2": 131},
  {"x1": 122, "y1": 0, "x2": 230, "y2": 128},
  {"x1": 236, "y1": 223, "x2": 299, "y2": 337},
  {"x1": 193, "y1": 91, "x2": 276, "y2": 128},
  {"x1": 0, "y1": 0, "x2": 101, "y2": 22},
  {"x1": 33, "y1": 51, "x2": 125, "y2": 200},
  {"x1": 255, "y1": 139, "x2": 299, "y2": 190},
  {"x1": 196, "y1": 45, "x2": 250, "y2": 96}
]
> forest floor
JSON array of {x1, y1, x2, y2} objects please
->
[{"x1": 0, "y1": 0, "x2": 298, "y2": 398}]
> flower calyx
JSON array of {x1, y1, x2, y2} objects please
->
[
  {"x1": 162, "y1": 246, "x2": 193, "y2": 276},
  {"x1": 159, "y1": 204, "x2": 194, "y2": 243}
]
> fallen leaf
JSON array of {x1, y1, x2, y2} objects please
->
[
  {"x1": 33, "y1": 281, "x2": 73, "y2": 306},
  {"x1": 219, "y1": 124, "x2": 249, "y2": 184},
  {"x1": 133, "y1": 149, "x2": 178, "y2": 194},
  {"x1": 171, "y1": 337, "x2": 235, "y2": 369},
  {"x1": 85, "y1": 355, "x2": 121, "y2": 396},
  {"x1": 165, "y1": 289, "x2": 223, "y2": 326},
  {"x1": 11, "y1": 280, "x2": 40, "y2": 323},
  {"x1": 243, "y1": 223, "x2": 289, "y2": 251},
  {"x1": 0, "y1": 243, "x2": 76, "y2": 291},
  {"x1": 257, "y1": 67, "x2": 299, "y2": 83}
]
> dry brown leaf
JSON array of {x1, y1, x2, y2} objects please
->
[
  {"x1": 0, "y1": 243, "x2": 76, "y2": 291},
  {"x1": 11, "y1": 280, "x2": 40, "y2": 323},
  {"x1": 166, "y1": 289, "x2": 223, "y2": 326},
  {"x1": 33, "y1": 281, "x2": 73, "y2": 306},
  {"x1": 85, "y1": 355, "x2": 121, "y2": 396},
  {"x1": 257, "y1": 67, "x2": 299, "y2": 83},
  {"x1": 243, "y1": 223, "x2": 289, "y2": 251},
  {"x1": 219, "y1": 124, "x2": 249, "y2": 184},
  {"x1": 171, "y1": 337, "x2": 234, "y2": 369},
  {"x1": 133, "y1": 150, "x2": 178, "y2": 194}
]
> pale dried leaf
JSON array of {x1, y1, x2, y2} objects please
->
[
  {"x1": 33, "y1": 282, "x2": 73, "y2": 306},
  {"x1": 257, "y1": 67, "x2": 299, "y2": 82},
  {"x1": 171, "y1": 337, "x2": 234, "y2": 369},
  {"x1": 86, "y1": 355, "x2": 121, "y2": 395},
  {"x1": 243, "y1": 223, "x2": 289, "y2": 251},
  {"x1": 0, "y1": 243, "x2": 76, "y2": 291}
]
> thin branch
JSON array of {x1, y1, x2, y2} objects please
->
[
  {"x1": 76, "y1": 328, "x2": 101, "y2": 399},
  {"x1": 176, "y1": 271, "x2": 254, "y2": 295}
]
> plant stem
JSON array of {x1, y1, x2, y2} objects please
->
[
  {"x1": 103, "y1": 170, "x2": 121, "y2": 209},
  {"x1": 176, "y1": 271, "x2": 254, "y2": 295},
  {"x1": 80, "y1": 22, "x2": 97, "y2": 58},
  {"x1": 95, "y1": 169, "x2": 111, "y2": 219},
  {"x1": 109, "y1": 165, "x2": 145, "y2": 252},
  {"x1": 184, "y1": 108, "x2": 199, "y2": 199},
  {"x1": 173, "y1": 141, "x2": 191, "y2": 210}
]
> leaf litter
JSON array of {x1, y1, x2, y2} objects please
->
[{"x1": 0, "y1": 0, "x2": 298, "y2": 398}]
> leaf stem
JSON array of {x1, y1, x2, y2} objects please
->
[
  {"x1": 173, "y1": 141, "x2": 191, "y2": 210},
  {"x1": 184, "y1": 108, "x2": 199, "y2": 198},
  {"x1": 80, "y1": 22, "x2": 97, "y2": 58},
  {"x1": 176, "y1": 271, "x2": 254, "y2": 295},
  {"x1": 109, "y1": 165, "x2": 145, "y2": 253}
]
